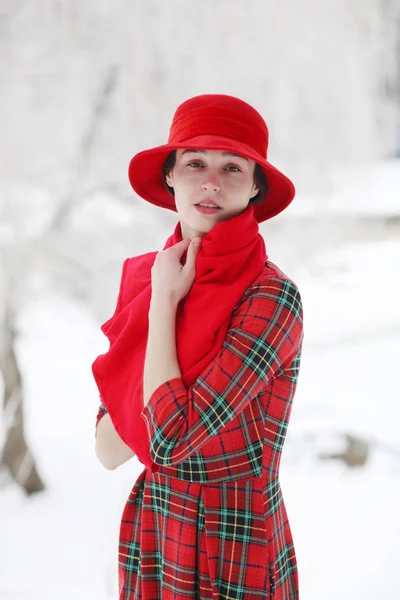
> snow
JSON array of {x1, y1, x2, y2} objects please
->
[
  {"x1": 1, "y1": 1, "x2": 400, "y2": 596},
  {"x1": 1, "y1": 189, "x2": 400, "y2": 598}
]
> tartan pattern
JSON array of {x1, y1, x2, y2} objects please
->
[{"x1": 96, "y1": 261, "x2": 303, "y2": 599}]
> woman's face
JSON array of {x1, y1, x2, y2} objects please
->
[{"x1": 165, "y1": 149, "x2": 259, "y2": 239}]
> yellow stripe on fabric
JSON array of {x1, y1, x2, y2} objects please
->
[
  {"x1": 142, "y1": 492, "x2": 199, "y2": 516},
  {"x1": 119, "y1": 551, "x2": 136, "y2": 559},
  {"x1": 202, "y1": 520, "x2": 267, "y2": 535},
  {"x1": 265, "y1": 427, "x2": 285, "y2": 439},
  {"x1": 248, "y1": 401, "x2": 263, "y2": 443},
  {"x1": 275, "y1": 551, "x2": 296, "y2": 577}
]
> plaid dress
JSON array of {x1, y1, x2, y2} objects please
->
[{"x1": 96, "y1": 261, "x2": 304, "y2": 599}]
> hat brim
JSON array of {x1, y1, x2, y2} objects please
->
[{"x1": 128, "y1": 135, "x2": 295, "y2": 223}]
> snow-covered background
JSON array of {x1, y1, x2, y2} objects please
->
[{"x1": 1, "y1": 1, "x2": 400, "y2": 599}]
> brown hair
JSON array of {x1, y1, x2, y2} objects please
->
[{"x1": 162, "y1": 151, "x2": 268, "y2": 206}]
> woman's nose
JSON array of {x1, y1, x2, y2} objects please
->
[{"x1": 201, "y1": 175, "x2": 220, "y2": 192}]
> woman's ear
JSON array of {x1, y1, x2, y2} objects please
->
[
  {"x1": 250, "y1": 184, "x2": 259, "y2": 199},
  {"x1": 165, "y1": 170, "x2": 174, "y2": 188}
]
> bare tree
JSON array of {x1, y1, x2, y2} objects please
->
[
  {"x1": 0, "y1": 64, "x2": 124, "y2": 494},
  {"x1": 0, "y1": 304, "x2": 44, "y2": 494}
]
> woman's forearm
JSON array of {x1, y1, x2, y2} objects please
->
[
  {"x1": 143, "y1": 298, "x2": 182, "y2": 407},
  {"x1": 95, "y1": 413, "x2": 135, "y2": 470}
]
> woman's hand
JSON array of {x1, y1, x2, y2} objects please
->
[{"x1": 150, "y1": 237, "x2": 201, "y2": 306}]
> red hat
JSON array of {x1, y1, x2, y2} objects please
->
[{"x1": 128, "y1": 94, "x2": 295, "y2": 223}]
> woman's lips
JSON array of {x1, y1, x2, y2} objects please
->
[{"x1": 194, "y1": 204, "x2": 221, "y2": 215}]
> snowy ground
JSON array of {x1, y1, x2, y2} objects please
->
[{"x1": 1, "y1": 216, "x2": 400, "y2": 599}]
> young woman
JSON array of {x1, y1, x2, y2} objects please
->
[{"x1": 92, "y1": 94, "x2": 304, "y2": 599}]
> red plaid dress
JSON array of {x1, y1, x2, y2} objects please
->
[{"x1": 96, "y1": 261, "x2": 304, "y2": 599}]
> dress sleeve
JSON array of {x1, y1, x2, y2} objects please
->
[
  {"x1": 95, "y1": 399, "x2": 108, "y2": 436},
  {"x1": 140, "y1": 277, "x2": 304, "y2": 467}
]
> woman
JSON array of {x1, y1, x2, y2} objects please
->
[{"x1": 92, "y1": 94, "x2": 304, "y2": 599}]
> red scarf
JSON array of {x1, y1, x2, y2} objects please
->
[{"x1": 92, "y1": 204, "x2": 267, "y2": 472}]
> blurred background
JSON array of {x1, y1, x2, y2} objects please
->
[{"x1": 1, "y1": 1, "x2": 400, "y2": 598}]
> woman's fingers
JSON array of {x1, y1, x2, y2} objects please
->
[
  {"x1": 169, "y1": 238, "x2": 200, "y2": 259},
  {"x1": 182, "y1": 239, "x2": 201, "y2": 277},
  {"x1": 173, "y1": 239, "x2": 191, "y2": 250}
]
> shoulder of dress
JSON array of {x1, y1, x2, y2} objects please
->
[
  {"x1": 231, "y1": 261, "x2": 302, "y2": 315},
  {"x1": 233, "y1": 261, "x2": 303, "y2": 324},
  {"x1": 246, "y1": 260, "x2": 301, "y2": 295}
]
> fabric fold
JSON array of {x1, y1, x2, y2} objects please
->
[{"x1": 92, "y1": 203, "x2": 267, "y2": 472}]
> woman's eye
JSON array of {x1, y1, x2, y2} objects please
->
[{"x1": 186, "y1": 162, "x2": 241, "y2": 171}]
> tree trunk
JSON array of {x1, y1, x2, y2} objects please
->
[{"x1": 0, "y1": 308, "x2": 45, "y2": 495}]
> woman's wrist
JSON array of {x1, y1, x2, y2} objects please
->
[
  {"x1": 149, "y1": 294, "x2": 178, "y2": 318},
  {"x1": 144, "y1": 294, "x2": 181, "y2": 406}
]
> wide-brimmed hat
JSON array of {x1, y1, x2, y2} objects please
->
[{"x1": 128, "y1": 94, "x2": 295, "y2": 223}]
